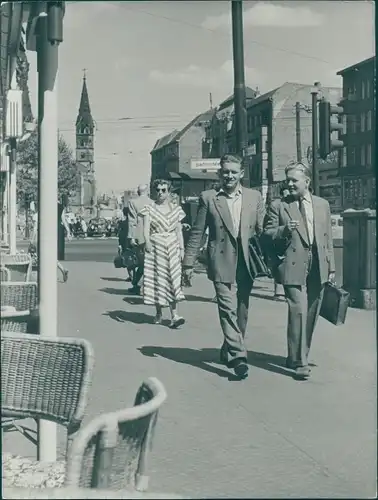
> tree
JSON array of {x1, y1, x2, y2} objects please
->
[{"x1": 16, "y1": 130, "x2": 80, "y2": 205}]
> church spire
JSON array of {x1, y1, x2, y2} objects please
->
[{"x1": 76, "y1": 70, "x2": 94, "y2": 128}]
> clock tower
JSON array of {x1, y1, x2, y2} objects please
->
[{"x1": 75, "y1": 71, "x2": 96, "y2": 215}]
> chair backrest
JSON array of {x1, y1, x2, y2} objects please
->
[
  {"x1": 0, "y1": 266, "x2": 10, "y2": 282},
  {"x1": 1, "y1": 253, "x2": 32, "y2": 281},
  {"x1": 65, "y1": 377, "x2": 167, "y2": 491},
  {"x1": 1, "y1": 332, "x2": 94, "y2": 434},
  {"x1": 1, "y1": 282, "x2": 38, "y2": 311}
]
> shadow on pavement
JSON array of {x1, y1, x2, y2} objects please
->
[
  {"x1": 138, "y1": 346, "x2": 293, "y2": 378},
  {"x1": 99, "y1": 287, "x2": 128, "y2": 296},
  {"x1": 104, "y1": 310, "x2": 153, "y2": 324},
  {"x1": 184, "y1": 294, "x2": 216, "y2": 303},
  {"x1": 250, "y1": 292, "x2": 286, "y2": 303},
  {"x1": 123, "y1": 296, "x2": 144, "y2": 306},
  {"x1": 100, "y1": 277, "x2": 129, "y2": 283}
]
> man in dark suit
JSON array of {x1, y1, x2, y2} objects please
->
[
  {"x1": 263, "y1": 161, "x2": 335, "y2": 380},
  {"x1": 127, "y1": 184, "x2": 153, "y2": 294},
  {"x1": 183, "y1": 154, "x2": 265, "y2": 380}
]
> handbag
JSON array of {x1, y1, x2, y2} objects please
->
[
  {"x1": 113, "y1": 248, "x2": 139, "y2": 270},
  {"x1": 248, "y1": 236, "x2": 272, "y2": 279},
  {"x1": 320, "y1": 282, "x2": 350, "y2": 326}
]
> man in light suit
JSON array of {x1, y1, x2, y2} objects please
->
[
  {"x1": 263, "y1": 161, "x2": 335, "y2": 380},
  {"x1": 128, "y1": 184, "x2": 153, "y2": 294},
  {"x1": 183, "y1": 154, "x2": 265, "y2": 380}
]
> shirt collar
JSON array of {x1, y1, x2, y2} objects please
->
[
  {"x1": 302, "y1": 191, "x2": 312, "y2": 203},
  {"x1": 217, "y1": 185, "x2": 242, "y2": 198}
]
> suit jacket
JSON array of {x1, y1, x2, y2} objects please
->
[
  {"x1": 127, "y1": 195, "x2": 153, "y2": 244},
  {"x1": 183, "y1": 187, "x2": 265, "y2": 283},
  {"x1": 263, "y1": 194, "x2": 335, "y2": 286}
]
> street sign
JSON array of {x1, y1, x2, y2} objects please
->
[{"x1": 190, "y1": 159, "x2": 220, "y2": 171}]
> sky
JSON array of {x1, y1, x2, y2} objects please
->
[{"x1": 26, "y1": 1, "x2": 375, "y2": 194}]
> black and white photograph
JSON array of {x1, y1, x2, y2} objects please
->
[{"x1": 0, "y1": 1, "x2": 376, "y2": 498}]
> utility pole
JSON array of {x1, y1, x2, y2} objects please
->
[
  {"x1": 231, "y1": 0, "x2": 247, "y2": 163},
  {"x1": 295, "y1": 102, "x2": 302, "y2": 162},
  {"x1": 311, "y1": 82, "x2": 321, "y2": 195}
]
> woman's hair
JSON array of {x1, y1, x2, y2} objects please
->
[
  {"x1": 220, "y1": 154, "x2": 243, "y2": 167},
  {"x1": 152, "y1": 178, "x2": 172, "y2": 191}
]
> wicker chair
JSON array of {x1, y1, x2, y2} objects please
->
[
  {"x1": 65, "y1": 377, "x2": 167, "y2": 492},
  {"x1": 1, "y1": 332, "x2": 95, "y2": 457},
  {"x1": 1, "y1": 265, "x2": 10, "y2": 281},
  {"x1": 1, "y1": 282, "x2": 39, "y2": 333},
  {"x1": 1, "y1": 253, "x2": 32, "y2": 281}
]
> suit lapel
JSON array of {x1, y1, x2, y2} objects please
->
[
  {"x1": 284, "y1": 199, "x2": 309, "y2": 245},
  {"x1": 311, "y1": 195, "x2": 322, "y2": 243},
  {"x1": 240, "y1": 187, "x2": 250, "y2": 239},
  {"x1": 214, "y1": 193, "x2": 236, "y2": 237}
]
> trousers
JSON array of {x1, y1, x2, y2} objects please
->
[{"x1": 213, "y1": 239, "x2": 253, "y2": 364}]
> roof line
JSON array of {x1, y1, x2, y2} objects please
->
[{"x1": 336, "y1": 56, "x2": 375, "y2": 76}]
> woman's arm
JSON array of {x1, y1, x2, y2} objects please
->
[{"x1": 176, "y1": 222, "x2": 184, "y2": 259}]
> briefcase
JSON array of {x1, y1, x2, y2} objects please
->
[{"x1": 320, "y1": 282, "x2": 350, "y2": 326}]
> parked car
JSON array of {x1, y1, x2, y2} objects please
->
[{"x1": 87, "y1": 218, "x2": 108, "y2": 237}]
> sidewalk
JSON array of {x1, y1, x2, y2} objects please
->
[{"x1": 3, "y1": 261, "x2": 376, "y2": 498}]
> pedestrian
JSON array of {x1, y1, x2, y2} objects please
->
[
  {"x1": 263, "y1": 160, "x2": 335, "y2": 380},
  {"x1": 183, "y1": 154, "x2": 265, "y2": 380},
  {"x1": 117, "y1": 206, "x2": 134, "y2": 283},
  {"x1": 127, "y1": 184, "x2": 154, "y2": 295},
  {"x1": 273, "y1": 183, "x2": 290, "y2": 301},
  {"x1": 141, "y1": 178, "x2": 186, "y2": 328}
]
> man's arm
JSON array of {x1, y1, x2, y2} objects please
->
[
  {"x1": 325, "y1": 202, "x2": 336, "y2": 274},
  {"x1": 255, "y1": 191, "x2": 265, "y2": 236},
  {"x1": 263, "y1": 199, "x2": 290, "y2": 242},
  {"x1": 183, "y1": 193, "x2": 209, "y2": 268},
  {"x1": 127, "y1": 200, "x2": 138, "y2": 240}
]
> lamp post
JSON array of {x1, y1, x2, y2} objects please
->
[
  {"x1": 311, "y1": 82, "x2": 321, "y2": 196},
  {"x1": 35, "y1": 0, "x2": 65, "y2": 463}
]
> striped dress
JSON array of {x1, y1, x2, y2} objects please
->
[{"x1": 141, "y1": 203, "x2": 185, "y2": 306}]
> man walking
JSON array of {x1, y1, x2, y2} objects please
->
[
  {"x1": 127, "y1": 184, "x2": 153, "y2": 295},
  {"x1": 183, "y1": 154, "x2": 265, "y2": 380},
  {"x1": 263, "y1": 161, "x2": 335, "y2": 380}
]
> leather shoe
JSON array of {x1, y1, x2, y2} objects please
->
[
  {"x1": 294, "y1": 366, "x2": 311, "y2": 380},
  {"x1": 285, "y1": 358, "x2": 297, "y2": 370},
  {"x1": 232, "y1": 359, "x2": 249, "y2": 379},
  {"x1": 220, "y1": 349, "x2": 228, "y2": 366}
]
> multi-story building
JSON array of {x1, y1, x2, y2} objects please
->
[
  {"x1": 243, "y1": 82, "x2": 342, "y2": 209},
  {"x1": 150, "y1": 110, "x2": 219, "y2": 200},
  {"x1": 336, "y1": 56, "x2": 376, "y2": 210}
]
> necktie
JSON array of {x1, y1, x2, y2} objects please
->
[{"x1": 298, "y1": 198, "x2": 310, "y2": 244}]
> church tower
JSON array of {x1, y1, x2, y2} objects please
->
[{"x1": 75, "y1": 71, "x2": 96, "y2": 215}]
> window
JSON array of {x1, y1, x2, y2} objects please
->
[
  {"x1": 361, "y1": 113, "x2": 365, "y2": 132},
  {"x1": 361, "y1": 81, "x2": 366, "y2": 99},
  {"x1": 361, "y1": 145, "x2": 365, "y2": 166},
  {"x1": 366, "y1": 79, "x2": 370, "y2": 98},
  {"x1": 350, "y1": 147, "x2": 356, "y2": 166},
  {"x1": 342, "y1": 147, "x2": 347, "y2": 167},
  {"x1": 367, "y1": 110, "x2": 372, "y2": 130},
  {"x1": 341, "y1": 114, "x2": 347, "y2": 134},
  {"x1": 349, "y1": 115, "x2": 357, "y2": 133},
  {"x1": 80, "y1": 152, "x2": 86, "y2": 159},
  {"x1": 367, "y1": 143, "x2": 372, "y2": 166}
]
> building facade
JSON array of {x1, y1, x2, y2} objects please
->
[
  {"x1": 337, "y1": 57, "x2": 376, "y2": 210},
  {"x1": 150, "y1": 110, "x2": 219, "y2": 200},
  {"x1": 71, "y1": 74, "x2": 96, "y2": 216},
  {"x1": 243, "y1": 82, "x2": 342, "y2": 210}
]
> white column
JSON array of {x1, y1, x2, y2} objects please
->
[
  {"x1": 36, "y1": 14, "x2": 58, "y2": 463},
  {"x1": 8, "y1": 140, "x2": 17, "y2": 253}
]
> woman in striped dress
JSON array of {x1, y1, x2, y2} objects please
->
[{"x1": 141, "y1": 179, "x2": 186, "y2": 328}]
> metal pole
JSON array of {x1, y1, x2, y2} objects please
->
[
  {"x1": 295, "y1": 102, "x2": 302, "y2": 162},
  {"x1": 3, "y1": 163, "x2": 9, "y2": 246},
  {"x1": 311, "y1": 83, "x2": 320, "y2": 196},
  {"x1": 8, "y1": 138, "x2": 17, "y2": 253},
  {"x1": 231, "y1": 0, "x2": 247, "y2": 160},
  {"x1": 36, "y1": 14, "x2": 58, "y2": 462}
]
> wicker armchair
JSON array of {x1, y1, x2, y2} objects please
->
[
  {"x1": 1, "y1": 282, "x2": 39, "y2": 333},
  {"x1": 65, "y1": 377, "x2": 167, "y2": 492},
  {"x1": 1, "y1": 265, "x2": 10, "y2": 281},
  {"x1": 1, "y1": 253, "x2": 32, "y2": 281},
  {"x1": 1, "y1": 332, "x2": 95, "y2": 457}
]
